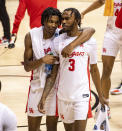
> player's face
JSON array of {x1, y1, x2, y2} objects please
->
[
  {"x1": 62, "y1": 11, "x2": 76, "y2": 32},
  {"x1": 44, "y1": 16, "x2": 60, "y2": 34}
]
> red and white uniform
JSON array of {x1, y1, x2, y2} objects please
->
[
  {"x1": 26, "y1": 27, "x2": 59, "y2": 116},
  {"x1": 102, "y1": 0, "x2": 122, "y2": 59},
  {"x1": 12, "y1": 0, "x2": 57, "y2": 34},
  {"x1": 52, "y1": 33, "x2": 97, "y2": 123},
  {"x1": 0, "y1": 103, "x2": 17, "y2": 131}
]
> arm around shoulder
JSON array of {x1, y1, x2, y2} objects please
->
[{"x1": 70, "y1": 27, "x2": 95, "y2": 48}]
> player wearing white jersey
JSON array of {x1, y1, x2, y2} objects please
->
[
  {"x1": 24, "y1": 7, "x2": 61, "y2": 131},
  {"x1": 81, "y1": 0, "x2": 122, "y2": 104},
  {"x1": 38, "y1": 8, "x2": 106, "y2": 131},
  {"x1": 0, "y1": 81, "x2": 17, "y2": 131}
]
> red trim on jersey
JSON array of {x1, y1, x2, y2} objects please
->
[
  {"x1": 55, "y1": 68, "x2": 61, "y2": 117},
  {"x1": 25, "y1": 70, "x2": 34, "y2": 112},
  {"x1": 87, "y1": 57, "x2": 93, "y2": 118},
  {"x1": 55, "y1": 91, "x2": 59, "y2": 117},
  {"x1": 25, "y1": 85, "x2": 31, "y2": 112},
  {"x1": 115, "y1": 8, "x2": 122, "y2": 29}
]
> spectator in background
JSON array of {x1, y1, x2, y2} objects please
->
[
  {"x1": 0, "y1": 0, "x2": 11, "y2": 46},
  {"x1": 11, "y1": 0, "x2": 57, "y2": 37}
]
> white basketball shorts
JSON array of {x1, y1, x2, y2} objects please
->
[
  {"x1": 26, "y1": 86, "x2": 58, "y2": 117},
  {"x1": 58, "y1": 99, "x2": 89, "y2": 124},
  {"x1": 102, "y1": 29, "x2": 122, "y2": 57}
]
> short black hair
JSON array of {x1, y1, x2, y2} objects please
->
[
  {"x1": 41, "y1": 7, "x2": 62, "y2": 26},
  {"x1": 63, "y1": 8, "x2": 81, "y2": 27}
]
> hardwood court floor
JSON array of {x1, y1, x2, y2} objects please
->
[{"x1": 0, "y1": 0, "x2": 122, "y2": 131}]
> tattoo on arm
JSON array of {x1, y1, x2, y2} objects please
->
[{"x1": 41, "y1": 64, "x2": 59, "y2": 100}]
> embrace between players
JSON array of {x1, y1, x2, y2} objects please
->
[{"x1": 24, "y1": 7, "x2": 107, "y2": 131}]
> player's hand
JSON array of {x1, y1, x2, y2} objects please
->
[
  {"x1": 61, "y1": 44, "x2": 74, "y2": 58},
  {"x1": 99, "y1": 95, "x2": 108, "y2": 107},
  {"x1": 42, "y1": 55, "x2": 58, "y2": 64},
  {"x1": 38, "y1": 99, "x2": 45, "y2": 114}
]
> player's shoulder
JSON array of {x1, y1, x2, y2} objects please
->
[
  {"x1": 0, "y1": 102, "x2": 11, "y2": 112},
  {"x1": 0, "y1": 102, "x2": 10, "y2": 115},
  {"x1": 53, "y1": 28, "x2": 60, "y2": 38},
  {"x1": 84, "y1": 37, "x2": 97, "y2": 45},
  {"x1": 30, "y1": 26, "x2": 43, "y2": 34},
  {"x1": 0, "y1": 102, "x2": 17, "y2": 119},
  {"x1": 53, "y1": 32, "x2": 66, "y2": 42}
]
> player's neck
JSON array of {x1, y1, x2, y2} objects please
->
[
  {"x1": 67, "y1": 26, "x2": 80, "y2": 37},
  {"x1": 43, "y1": 28, "x2": 54, "y2": 39}
]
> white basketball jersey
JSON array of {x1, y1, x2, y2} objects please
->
[
  {"x1": 52, "y1": 33, "x2": 97, "y2": 102},
  {"x1": 106, "y1": 0, "x2": 121, "y2": 33},
  {"x1": 30, "y1": 27, "x2": 59, "y2": 91}
]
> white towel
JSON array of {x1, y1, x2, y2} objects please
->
[
  {"x1": 93, "y1": 104, "x2": 110, "y2": 131},
  {"x1": 30, "y1": 26, "x2": 46, "y2": 89}
]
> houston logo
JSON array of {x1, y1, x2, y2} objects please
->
[{"x1": 44, "y1": 48, "x2": 51, "y2": 54}]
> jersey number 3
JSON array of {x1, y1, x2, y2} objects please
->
[{"x1": 69, "y1": 59, "x2": 75, "y2": 71}]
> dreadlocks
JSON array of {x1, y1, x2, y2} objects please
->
[{"x1": 41, "y1": 7, "x2": 62, "y2": 26}]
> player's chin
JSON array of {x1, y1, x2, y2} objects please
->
[
  {"x1": 62, "y1": 26, "x2": 70, "y2": 32},
  {"x1": 49, "y1": 28, "x2": 56, "y2": 34}
]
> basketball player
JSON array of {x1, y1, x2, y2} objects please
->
[
  {"x1": 81, "y1": 0, "x2": 122, "y2": 102},
  {"x1": 24, "y1": 7, "x2": 61, "y2": 131},
  {"x1": 111, "y1": 7, "x2": 122, "y2": 95},
  {"x1": 0, "y1": 81, "x2": 17, "y2": 131},
  {"x1": 38, "y1": 8, "x2": 106, "y2": 131}
]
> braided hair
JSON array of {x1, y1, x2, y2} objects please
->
[
  {"x1": 63, "y1": 8, "x2": 81, "y2": 27},
  {"x1": 41, "y1": 7, "x2": 62, "y2": 26}
]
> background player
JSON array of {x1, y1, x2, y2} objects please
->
[{"x1": 81, "y1": 0, "x2": 122, "y2": 104}]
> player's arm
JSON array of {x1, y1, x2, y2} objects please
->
[
  {"x1": 88, "y1": 39, "x2": 107, "y2": 106},
  {"x1": 38, "y1": 64, "x2": 59, "y2": 113},
  {"x1": 90, "y1": 64, "x2": 108, "y2": 106},
  {"x1": 90, "y1": 64, "x2": 103, "y2": 97},
  {"x1": 81, "y1": 0, "x2": 105, "y2": 17},
  {"x1": 61, "y1": 27, "x2": 95, "y2": 57},
  {"x1": 24, "y1": 33, "x2": 57, "y2": 72}
]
